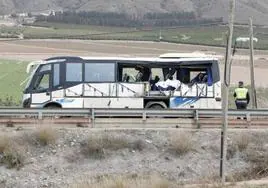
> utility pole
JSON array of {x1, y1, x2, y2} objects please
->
[
  {"x1": 249, "y1": 17, "x2": 257, "y2": 108},
  {"x1": 220, "y1": 0, "x2": 235, "y2": 184},
  {"x1": 159, "y1": 29, "x2": 163, "y2": 41}
]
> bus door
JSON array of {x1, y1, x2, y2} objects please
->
[{"x1": 31, "y1": 64, "x2": 52, "y2": 105}]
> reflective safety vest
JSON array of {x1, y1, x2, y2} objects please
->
[{"x1": 235, "y1": 88, "x2": 248, "y2": 100}]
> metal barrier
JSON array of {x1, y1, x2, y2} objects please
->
[
  {"x1": 0, "y1": 108, "x2": 268, "y2": 128},
  {"x1": 1, "y1": 108, "x2": 268, "y2": 119}
]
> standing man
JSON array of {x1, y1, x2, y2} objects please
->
[{"x1": 233, "y1": 81, "x2": 250, "y2": 109}]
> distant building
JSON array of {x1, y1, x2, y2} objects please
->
[
  {"x1": 236, "y1": 37, "x2": 258, "y2": 43},
  {"x1": 0, "y1": 19, "x2": 16, "y2": 27}
]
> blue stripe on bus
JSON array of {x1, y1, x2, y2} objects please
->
[{"x1": 170, "y1": 97, "x2": 199, "y2": 108}]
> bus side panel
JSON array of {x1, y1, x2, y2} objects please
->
[
  {"x1": 170, "y1": 97, "x2": 221, "y2": 109},
  {"x1": 84, "y1": 98, "x2": 143, "y2": 108},
  {"x1": 84, "y1": 83, "x2": 116, "y2": 97},
  {"x1": 84, "y1": 83, "x2": 146, "y2": 97},
  {"x1": 31, "y1": 93, "x2": 50, "y2": 106},
  {"x1": 52, "y1": 98, "x2": 83, "y2": 108},
  {"x1": 65, "y1": 85, "x2": 83, "y2": 97}
]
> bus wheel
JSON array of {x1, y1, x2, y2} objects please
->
[
  {"x1": 44, "y1": 104, "x2": 62, "y2": 119},
  {"x1": 149, "y1": 104, "x2": 164, "y2": 109},
  {"x1": 44, "y1": 104, "x2": 61, "y2": 109}
]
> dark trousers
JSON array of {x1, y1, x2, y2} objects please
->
[{"x1": 235, "y1": 100, "x2": 248, "y2": 110}]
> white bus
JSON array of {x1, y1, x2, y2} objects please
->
[{"x1": 22, "y1": 56, "x2": 221, "y2": 109}]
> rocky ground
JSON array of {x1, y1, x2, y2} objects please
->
[{"x1": 0, "y1": 126, "x2": 267, "y2": 188}]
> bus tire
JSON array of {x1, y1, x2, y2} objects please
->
[
  {"x1": 44, "y1": 103, "x2": 61, "y2": 109},
  {"x1": 44, "y1": 103, "x2": 62, "y2": 119},
  {"x1": 149, "y1": 104, "x2": 164, "y2": 109},
  {"x1": 145, "y1": 101, "x2": 167, "y2": 109}
]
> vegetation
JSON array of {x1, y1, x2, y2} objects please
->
[
  {"x1": 0, "y1": 135, "x2": 25, "y2": 169},
  {"x1": 69, "y1": 175, "x2": 171, "y2": 188},
  {"x1": 34, "y1": 126, "x2": 58, "y2": 146},
  {"x1": 227, "y1": 133, "x2": 268, "y2": 182},
  {"x1": 169, "y1": 131, "x2": 194, "y2": 156},
  {"x1": 0, "y1": 59, "x2": 28, "y2": 106},
  {"x1": 36, "y1": 11, "x2": 222, "y2": 27},
  {"x1": 0, "y1": 21, "x2": 260, "y2": 50},
  {"x1": 81, "y1": 134, "x2": 144, "y2": 159}
]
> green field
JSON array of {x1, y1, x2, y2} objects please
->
[
  {"x1": 2, "y1": 22, "x2": 268, "y2": 49},
  {"x1": 0, "y1": 59, "x2": 29, "y2": 106}
]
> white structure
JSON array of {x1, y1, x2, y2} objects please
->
[
  {"x1": 22, "y1": 56, "x2": 221, "y2": 109},
  {"x1": 236, "y1": 37, "x2": 258, "y2": 43}
]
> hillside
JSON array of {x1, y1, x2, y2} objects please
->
[
  {"x1": 0, "y1": 128, "x2": 268, "y2": 187},
  {"x1": 0, "y1": 0, "x2": 268, "y2": 25}
]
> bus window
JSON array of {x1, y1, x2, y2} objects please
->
[
  {"x1": 151, "y1": 68, "x2": 164, "y2": 81},
  {"x1": 122, "y1": 68, "x2": 138, "y2": 82},
  {"x1": 33, "y1": 73, "x2": 50, "y2": 91},
  {"x1": 53, "y1": 64, "x2": 60, "y2": 87},
  {"x1": 85, "y1": 63, "x2": 115, "y2": 82},
  {"x1": 122, "y1": 66, "x2": 150, "y2": 82},
  {"x1": 66, "y1": 63, "x2": 82, "y2": 82},
  {"x1": 189, "y1": 71, "x2": 207, "y2": 84}
]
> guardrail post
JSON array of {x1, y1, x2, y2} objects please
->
[
  {"x1": 38, "y1": 111, "x2": 43, "y2": 120},
  {"x1": 142, "y1": 111, "x2": 147, "y2": 123},
  {"x1": 91, "y1": 109, "x2": 95, "y2": 128},
  {"x1": 246, "y1": 112, "x2": 251, "y2": 128},
  {"x1": 194, "y1": 109, "x2": 200, "y2": 129}
]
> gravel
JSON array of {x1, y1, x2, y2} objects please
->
[{"x1": 0, "y1": 127, "x2": 267, "y2": 188}]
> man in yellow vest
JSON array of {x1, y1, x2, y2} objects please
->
[{"x1": 233, "y1": 81, "x2": 250, "y2": 109}]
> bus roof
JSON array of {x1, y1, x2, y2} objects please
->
[
  {"x1": 159, "y1": 52, "x2": 223, "y2": 59},
  {"x1": 81, "y1": 56, "x2": 218, "y2": 62},
  {"x1": 26, "y1": 56, "x2": 218, "y2": 73},
  {"x1": 159, "y1": 52, "x2": 208, "y2": 58}
]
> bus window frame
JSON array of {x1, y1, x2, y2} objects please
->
[
  {"x1": 31, "y1": 70, "x2": 52, "y2": 93},
  {"x1": 84, "y1": 62, "x2": 116, "y2": 83},
  {"x1": 28, "y1": 64, "x2": 52, "y2": 94}
]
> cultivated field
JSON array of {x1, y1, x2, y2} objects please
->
[
  {"x1": 2, "y1": 22, "x2": 268, "y2": 49},
  {"x1": 0, "y1": 39, "x2": 268, "y2": 106}
]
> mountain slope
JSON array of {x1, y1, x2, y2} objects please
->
[{"x1": 0, "y1": 0, "x2": 268, "y2": 25}]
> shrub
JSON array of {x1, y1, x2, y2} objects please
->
[
  {"x1": 235, "y1": 133, "x2": 251, "y2": 152},
  {"x1": 1, "y1": 143, "x2": 25, "y2": 169},
  {"x1": 227, "y1": 136, "x2": 268, "y2": 181},
  {"x1": 227, "y1": 133, "x2": 251, "y2": 160},
  {"x1": 169, "y1": 131, "x2": 194, "y2": 156},
  {"x1": 35, "y1": 126, "x2": 57, "y2": 146},
  {"x1": 0, "y1": 135, "x2": 9, "y2": 153},
  {"x1": 81, "y1": 134, "x2": 145, "y2": 159},
  {"x1": 0, "y1": 137, "x2": 25, "y2": 169}
]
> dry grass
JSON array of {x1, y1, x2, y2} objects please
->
[
  {"x1": 0, "y1": 135, "x2": 25, "y2": 169},
  {"x1": 227, "y1": 134, "x2": 268, "y2": 181},
  {"x1": 234, "y1": 133, "x2": 251, "y2": 152},
  {"x1": 34, "y1": 126, "x2": 57, "y2": 146},
  {"x1": 169, "y1": 131, "x2": 194, "y2": 156},
  {"x1": 81, "y1": 134, "x2": 145, "y2": 159},
  {"x1": 227, "y1": 133, "x2": 251, "y2": 160},
  {"x1": 70, "y1": 175, "x2": 171, "y2": 188},
  {"x1": 0, "y1": 135, "x2": 9, "y2": 153}
]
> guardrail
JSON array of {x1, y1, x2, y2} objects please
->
[
  {"x1": 1, "y1": 108, "x2": 268, "y2": 119},
  {"x1": 0, "y1": 108, "x2": 268, "y2": 128}
]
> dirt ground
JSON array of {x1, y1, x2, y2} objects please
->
[
  {"x1": 0, "y1": 39, "x2": 268, "y2": 87},
  {"x1": 0, "y1": 127, "x2": 267, "y2": 188}
]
